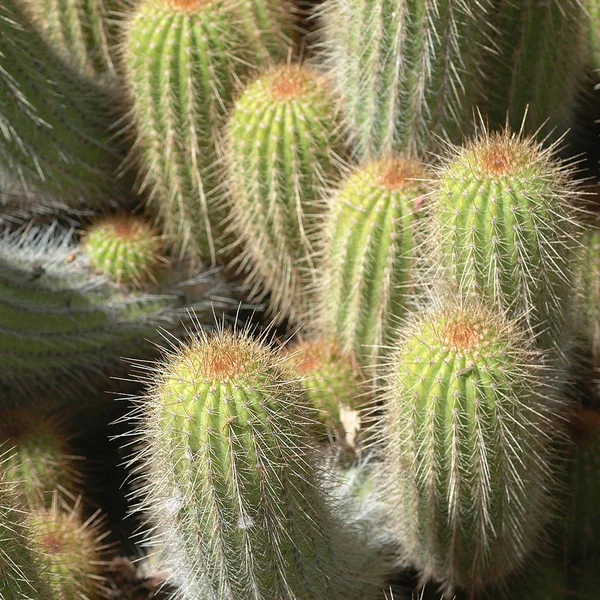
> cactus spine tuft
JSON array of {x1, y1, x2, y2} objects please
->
[
  {"x1": 380, "y1": 300, "x2": 568, "y2": 594},
  {"x1": 226, "y1": 65, "x2": 345, "y2": 324},
  {"x1": 128, "y1": 326, "x2": 381, "y2": 600},
  {"x1": 30, "y1": 496, "x2": 109, "y2": 600},
  {"x1": 320, "y1": 154, "x2": 426, "y2": 372}
]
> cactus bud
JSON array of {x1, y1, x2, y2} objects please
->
[
  {"x1": 0, "y1": 411, "x2": 81, "y2": 509},
  {"x1": 30, "y1": 497, "x2": 109, "y2": 600},
  {"x1": 286, "y1": 339, "x2": 366, "y2": 439}
]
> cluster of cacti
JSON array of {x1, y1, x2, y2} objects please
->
[{"x1": 0, "y1": 0, "x2": 599, "y2": 599}]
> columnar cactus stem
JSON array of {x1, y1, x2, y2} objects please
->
[
  {"x1": 124, "y1": 0, "x2": 288, "y2": 264},
  {"x1": 483, "y1": 0, "x2": 587, "y2": 137},
  {"x1": 128, "y1": 327, "x2": 381, "y2": 600},
  {"x1": 320, "y1": 155, "x2": 426, "y2": 371},
  {"x1": 431, "y1": 128, "x2": 581, "y2": 352},
  {"x1": 316, "y1": 0, "x2": 492, "y2": 160},
  {"x1": 21, "y1": 0, "x2": 123, "y2": 77},
  {"x1": 286, "y1": 339, "x2": 366, "y2": 438},
  {"x1": 225, "y1": 65, "x2": 345, "y2": 324},
  {"x1": 0, "y1": 0, "x2": 126, "y2": 209},
  {"x1": 0, "y1": 455, "x2": 52, "y2": 600},
  {"x1": 380, "y1": 301, "x2": 568, "y2": 594},
  {"x1": 30, "y1": 497, "x2": 109, "y2": 600}
]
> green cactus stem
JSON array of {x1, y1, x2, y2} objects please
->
[
  {"x1": 286, "y1": 339, "x2": 366, "y2": 439},
  {"x1": 0, "y1": 0, "x2": 127, "y2": 209},
  {"x1": 0, "y1": 452, "x2": 53, "y2": 600},
  {"x1": 30, "y1": 496, "x2": 109, "y2": 600},
  {"x1": 574, "y1": 226, "x2": 600, "y2": 368},
  {"x1": 0, "y1": 411, "x2": 81, "y2": 509},
  {"x1": 225, "y1": 64, "x2": 345, "y2": 324},
  {"x1": 565, "y1": 407, "x2": 600, "y2": 564},
  {"x1": 123, "y1": 0, "x2": 284, "y2": 264},
  {"x1": 381, "y1": 300, "x2": 568, "y2": 594},
  {"x1": 83, "y1": 215, "x2": 164, "y2": 287},
  {"x1": 21, "y1": 0, "x2": 124, "y2": 78},
  {"x1": 0, "y1": 223, "x2": 185, "y2": 396},
  {"x1": 320, "y1": 155, "x2": 426, "y2": 372},
  {"x1": 127, "y1": 327, "x2": 382, "y2": 600},
  {"x1": 316, "y1": 0, "x2": 492, "y2": 160},
  {"x1": 431, "y1": 128, "x2": 581, "y2": 353},
  {"x1": 482, "y1": 0, "x2": 587, "y2": 138}
]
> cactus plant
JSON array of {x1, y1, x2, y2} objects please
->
[
  {"x1": 482, "y1": 0, "x2": 588, "y2": 137},
  {"x1": 316, "y1": 0, "x2": 492, "y2": 160},
  {"x1": 83, "y1": 215, "x2": 163, "y2": 286},
  {"x1": 30, "y1": 496, "x2": 109, "y2": 600},
  {"x1": 0, "y1": 0, "x2": 127, "y2": 209},
  {"x1": 574, "y1": 226, "x2": 600, "y2": 367},
  {"x1": 0, "y1": 223, "x2": 183, "y2": 395},
  {"x1": 0, "y1": 410, "x2": 81, "y2": 509},
  {"x1": 123, "y1": 0, "x2": 288, "y2": 264},
  {"x1": 225, "y1": 64, "x2": 345, "y2": 324},
  {"x1": 380, "y1": 300, "x2": 568, "y2": 594},
  {"x1": 21, "y1": 0, "x2": 124, "y2": 78},
  {"x1": 430, "y1": 128, "x2": 581, "y2": 353},
  {"x1": 320, "y1": 155, "x2": 426, "y2": 372},
  {"x1": 127, "y1": 327, "x2": 382, "y2": 600},
  {"x1": 0, "y1": 452, "x2": 53, "y2": 600},
  {"x1": 286, "y1": 338, "x2": 366, "y2": 439}
]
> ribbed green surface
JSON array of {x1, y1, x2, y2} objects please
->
[
  {"x1": 226, "y1": 66, "x2": 344, "y2": 324},
  {"x1": 124, "y1": 0, "x2": 266, "y2": 264},
  {"x1": 0, "y1": 225, "x2": 177, "y2": 394},
  {"x1": 30, "y1": 506, "x2": 105, "y2": 600},
  {"x1": 0, "y1": 467, "x2": 52, "y2": 600},
  {"x1": 433, "y1": 131, "x2": 578, "y2": 351},
  {"x1": 288, "y1": 340, "x2": 365, "y2": 436},
  {"x1": 317, "y1": 0, "x2": 491, "y2": 159},
  {"x1": 84, "y1": 216, "x2": 161, "y2": 286},
  {"x1": 0, "y1": 412, "x2": 79, "y2": 509},
  {"x1": 321, "y1": 156, "x2": 424, "y2": 371},
  {"x1": 22, "y1": 0, "x2": 122, "y2": 76},
  {"x1": 483, "y1": 0, "x2": 587, "y2": 137},
  {"x1": 0, "y1": 1, "x2": 125, "y2": 208},
  {"x1": 135, "y1": 330, "x2": 379, "y2": 600},
  {"x1": 383, "y1": 303, "x2": 564, "y2": 593},
  {"x1": 574, "y1": 227, "x2": 600, "y2": 366}
]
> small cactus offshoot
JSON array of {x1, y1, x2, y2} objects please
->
[{"x1": 83, "y1": 215, "x2": 163, "y2": 286}]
